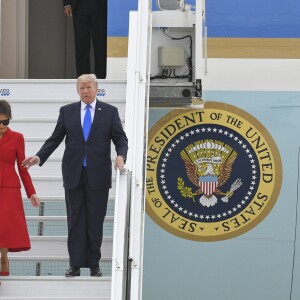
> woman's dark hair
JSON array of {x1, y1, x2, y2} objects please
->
[{"x1": 0, "y1": 100, "x2": 12, "y2": 119}]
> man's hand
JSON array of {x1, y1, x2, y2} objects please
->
[
  {"x1": 22, "y1": 156, "x2": 39, "y2": 169},
  {"x1": 114, "y1": 155, "x2": 125, "y2": 171},
  {"x1": 64, "y1": 6, "x2": 73, "y2": 17}
]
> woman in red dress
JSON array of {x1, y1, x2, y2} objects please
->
[{"x1": 0, "y1": 100, "x2": 40, "y2": 277}]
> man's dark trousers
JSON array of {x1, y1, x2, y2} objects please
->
[
  {"x1": 73, "y1": 0, "x2": 107, "y2": 79},
  {"x1": 65, "y1": 167, "x2": 109, "y2": 268}
]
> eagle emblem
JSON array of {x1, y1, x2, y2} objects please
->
[{"x1": 177, "y1": 140, "x2": 242, "y2": 207}]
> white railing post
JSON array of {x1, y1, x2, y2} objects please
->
[{"x1": 111, "y1": 168, "x2": 131, "y2": 300}]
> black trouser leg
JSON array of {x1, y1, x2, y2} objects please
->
[
  {"x1": 65, "y1": 176, "x2": 86, "y2": 267},
  {"x1": 73, "y1": 10, "x2": 92, "y2": 76},
  {"x1": 91, "y1": 0, "x2": 107, "y2": 79},
  {"x1": 85, "y1": 188, "x2": 109, "y2": 267}
]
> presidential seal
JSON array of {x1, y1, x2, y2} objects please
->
[{"x1": 146, "y1": 102, "x2": 282, "y2": 241}]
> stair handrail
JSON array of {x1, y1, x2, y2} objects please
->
[{"x1": 111, "y1": 167, "x2": 132, "y2": 300}]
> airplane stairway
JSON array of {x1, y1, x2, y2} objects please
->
[{"x1": 0, "y1": 80, "x2": 128, "y2": 300}]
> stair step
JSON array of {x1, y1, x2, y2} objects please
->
[
  {"x1": 25, "y1": 216, "x2": 113, "y2": 221},
  {"x1": 10, "y1": 97, "x2": 126, "y2": 119},
  {"x1": 23, "y1": 138, "x2": 118, "y2": 161},
  {"x1": 6, "y1": 259, "x2": 112, "y2": 277},
  {"x1": 0, "y1": 276, "x2": 111, "y2": 299},
  {"x1": 25, "y1": 218, "x2": 114, "y2": 237},
  {"x1": 9, "y1": 118, "x2": 125, "y2": 137},
  {"x1": 9, "y1": 236, "x2": 112, "y2": 258},
  {"x1": 1, "y1": 78, "x2": 126, "y2": 99},
  {"x1": 23, "y1": 198, "x2": 115, "y2": 217},
  {"x1": 22, "y1": 195, "x2": 115, "y2": 201},
  {"x1": 23, "y1": 158, "x2": 117, "y2": 177},
  {"x1": 24, "y1": 217, "x2": 114, "y2": 237},
  {"x1": 22, "y1": 178, "x2": 117, "y2": 198}
]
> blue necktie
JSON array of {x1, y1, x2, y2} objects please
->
[{"x1": 83, "y1": 104, "x2": 92, "y2": 166}]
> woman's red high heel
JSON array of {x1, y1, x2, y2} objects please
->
[{"x1": 0, "y1": 261, "x2": 9, "y2": 276}]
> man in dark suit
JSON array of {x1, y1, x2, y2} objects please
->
[
  {"x1": 22, "y1": 74, "x2": 128, "y2": 277},
  {"x1": 63, "y1": 0, "x2": 107, "y2": 79}
]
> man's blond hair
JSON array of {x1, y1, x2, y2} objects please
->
[{"x1": 77, "y1": 74, "x2": 98, "y2": 88}]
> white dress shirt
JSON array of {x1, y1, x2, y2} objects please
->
[{"x1": 81, "y1": 99, "x2": 96, "y2": 127}]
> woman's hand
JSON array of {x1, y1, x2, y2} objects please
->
[{"x1": 30, "y1": 194, "x2": 40, "y2": 207}]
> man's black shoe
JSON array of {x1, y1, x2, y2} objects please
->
[
  {"x1": 90, "y1": 266, "x2": 103, "y2": 277},
  {"x1": 65, "y1": 267, "x2": 80, "y2": 277}
]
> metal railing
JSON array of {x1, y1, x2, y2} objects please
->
[{"x1": 111, "y1": 168, "x2": 132, "y2": 300}]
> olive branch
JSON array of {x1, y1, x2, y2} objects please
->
[{"x1": 177, "y1": 177, "x2": 196, "y2": 202}]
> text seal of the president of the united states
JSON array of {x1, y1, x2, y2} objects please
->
[{"x1": 146, "y1": 102, "x2": 282, "y2": 241}]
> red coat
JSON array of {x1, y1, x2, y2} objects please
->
[
  {"x1": 0, "y1": 128, "x2": 36, "y2": 251},
  {"x1": 0, "y1": 128, "x2": 35, "y2": 198}
]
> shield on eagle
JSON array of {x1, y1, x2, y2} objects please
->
[{"x1": 199, "y1": 175, "x2": 218, "y2": 196}]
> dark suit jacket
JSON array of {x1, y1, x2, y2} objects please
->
[{"x1": 36, "y1": 100, "x2": 128, "y2": 190}]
